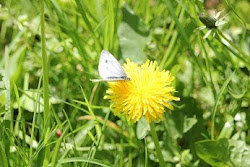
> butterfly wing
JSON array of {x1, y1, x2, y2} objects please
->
[{"x1": 98, "y1": 50, "x2": 127, "y2": 79}]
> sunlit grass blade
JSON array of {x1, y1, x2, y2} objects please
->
[
  {"x1": 75, "y1": 0, "x2": 102, "y2": 51},
  {"x1": 80, "y1": 86, "x2": 101, "y2": 136},
  {"x1": 40, "y1": 0, "x2": 51, "y2": 165},
  {"x1": 58, "y1": 157, "x2": 113, "y2": 167},
  {"x1": 104, "y1": 0, "x2": 115, "y2": 50},
  {"x1": 29, "y1": 76, "x2": 42, "y2": 165},
  {"x1": 0, "y1": 142, "x2": 8, "y2": 167}
]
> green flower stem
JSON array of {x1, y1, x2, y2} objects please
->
[
  {"x1": 150, "y1": 123, "x2": 166, "y2": 167},
  {"x1": 217, "y1": 30, "x2": 249, "y2": 66},
  {"x1": 200, "y1": 37, "x2": 217, "y2": 100},
  {"x1": 41, "y1": 0, "x2": 49, "y2": 128},
  {"x1": 40, "y1": 0, "x2": 50, "y2": 166}
]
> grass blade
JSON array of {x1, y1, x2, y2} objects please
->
[{"x1": 211, "y1": 71, "x2": 235, "y2": 140}]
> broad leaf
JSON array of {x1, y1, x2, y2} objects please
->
[
  {"x1": 196, "y1": 138, "x2": 250, "y2": 167},
  {"x1": 136, "y1": 117, "x2": 150, "y2": 139},
  {"x1": 183, "y1": 116, "x2": 198, "y2": 133},
  {"x1": 229, "y1": 140, "x2": 250, "y2": 167},
  {"x1": 118, "y1": 4, "x2": 150, "y2": 64},
  {"x1": 195, "y1": 138, "x2": 230, "y2": 167}
]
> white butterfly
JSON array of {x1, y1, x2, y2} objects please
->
[{"x1": 91, "y1": 50, "x2": 131, "y2": 82}]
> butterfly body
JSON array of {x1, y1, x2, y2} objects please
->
[{"x1": 91, "y1": 50, "x2": 131, "y2": 82}]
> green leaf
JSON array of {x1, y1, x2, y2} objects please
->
[
  {"x1": 136, "y1": 117, "x2": 150, "y2": 139},
  {"x1": 196, "y1": 139, "x2": 250, "y2": 167},
  {"x1": 13, "y1": 90, "x2": 62, "y2": 112},
  {"x1": 118, "y1": 4, "x2": 150, "y2": 63},
  {"x1": 229, "y1": 140, "x2": 250, "y2": 167},
  {"x1": 183, "y1": 116, "x2": 197, "y2": 133},
  {"x1": 228, "y1": 86, "x2": 246, "y2": 99},
  {"x1": 74, "y1": 121, "x2": 95, "y2": 146},
  {"x1": 195, "y1": 138, "x2": 230, "y2": 167},
  {"x1": 13, "y1": 90, "x2": 44, "y2": 112},
  {"x1": 180, "y1": 149, "x2": 196, "y2": 166},
  {"x1": 165, "y1": 112, "x2": 198, "y2": 140},
  {"x1": 218, "y1": 121, "x2": 234, "y2": 139}
]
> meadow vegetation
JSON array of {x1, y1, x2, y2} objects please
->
[{"x1": 0, "y1": 0, "x2": 249, "y2": 166}]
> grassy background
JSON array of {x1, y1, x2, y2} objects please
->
[{"x1": 0, "y1": 0, "x2": 249, "y2": 166}]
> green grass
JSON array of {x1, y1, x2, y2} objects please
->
[{"x1": 0, "y1": 0, "x2": 250, "y2": 166}]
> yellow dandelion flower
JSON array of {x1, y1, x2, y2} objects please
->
[{"x1": 104, "y1": 59, "x2": 180, "y2": 123}]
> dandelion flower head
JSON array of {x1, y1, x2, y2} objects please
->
[{"x1": 104, "y1": 59, "x2": 180, "y2": 123}]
